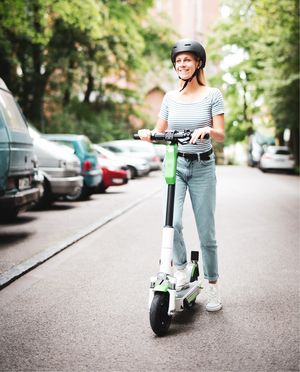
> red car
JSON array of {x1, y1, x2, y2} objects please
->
[{"x1": 93, "y1": 145, "x2": 129, "y2": 192}]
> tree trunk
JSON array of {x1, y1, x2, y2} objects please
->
[
  {"x1": 84, "y1": 71, "x2": 94, "y2": 103},
  {"x1": 290, "y1": 128, "x2": 299, "y2": 167}
]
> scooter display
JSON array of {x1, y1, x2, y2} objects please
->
[{"x1": 134, "y1": 130, "x2": 208, "y2": 336}]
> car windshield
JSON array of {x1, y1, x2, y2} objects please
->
[
  {"x1": 106, "y1": 146, "x2": 126, "y2": 154},
  {"x1": 28, "y1": 125, "x2": 41, "y2": 138},
  {"x1": 55, "y1": 140, "x2": 75, "y2": 150},
  {"x1": 95, "y1": 145, "x2": 117, "y2": 159},
  {"x1": 81, "y1": 137, "x2": 93, "y2": 153},
  {"x1": 0, "y1": 90, "x2": 28, "y2": 133}
]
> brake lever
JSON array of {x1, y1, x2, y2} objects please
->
[
  {"x1": 178, "y1": 138, "x2": 191, "y2": 145},
  {"x1": 178, "y1": 132, "x2": 210, "y2": 145}
]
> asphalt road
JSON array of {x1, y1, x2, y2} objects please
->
[
  {"x1": 0, "y1": 166, "x2": 299, "y2": 372},
  {"x1": 0, "y1": 172, "x2": 161, "y2": 286}
]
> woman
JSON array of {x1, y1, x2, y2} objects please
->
[{"x1": 138, "y1": 39, "x2": 225, "y2": 312}]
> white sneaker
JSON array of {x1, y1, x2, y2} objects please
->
[
  {"x1": 174, "y1": 267, "x2": 189, "y2": 291},
  {"x1": 206, "y1": 283, "x2": 222, "y2": 312}
]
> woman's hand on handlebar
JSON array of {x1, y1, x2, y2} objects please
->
[
  {"x1": 190, "y1": 127, "x2": 211, "y2": 144},
  {"x1": 138, "y1": 129, "x2": 152, "y2": 142}
]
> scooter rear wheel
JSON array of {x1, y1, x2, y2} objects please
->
[{"x1": 150, "y1": 292, "x2": 172, "y2": 336}]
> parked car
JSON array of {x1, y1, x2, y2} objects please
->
[
  {"x1": 101, "y1": 139, "x2": 161, "y2": 171},
  {"x1": 96, "y1": 143, "x2": 150, "y2": 179},
  {"x1": 43, "y1": 134, "x2": 102, "y2": 200},
  {"x1": 248, "y1": 132, "x2": 275, "y2": 167},
  {"x1": 29, "y1": 126, "x2": 83, "y2": 206},
  {"x1": 0, "y1": 78, "x2": 40, "y2": 220},
  {"x1": 93, "y1": 144, "x2": 129, "y2": 192},
  {"x1": 153, "y1": 143, "x2": 166, "y2": 162},
  {"x1": 259, "y1": 146, "x2": 295, "y2": 173}
]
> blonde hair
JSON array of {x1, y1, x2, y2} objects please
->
[{"x1": 196, "y1": 68, "x2": 206, "y2": 86}]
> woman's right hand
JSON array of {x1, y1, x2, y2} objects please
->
[{"x1": 138, "y1": 129, "x2": 152, "y2": 142}]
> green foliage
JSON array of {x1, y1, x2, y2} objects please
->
[
  {"x1": 208, "y1": 0, "x2": 299, "y2": 162},
  {"x1": 0, "y1": 0, "x2": 173, "y2": 139},
  {"x1": 48, "y1": 98, "x2": 133, "y2": 143}
]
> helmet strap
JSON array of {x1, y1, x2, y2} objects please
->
[{"x1": 178, "y1": 68, "x2": 199, "y2": 92}]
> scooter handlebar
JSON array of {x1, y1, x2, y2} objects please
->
[{"x1": 133, "y1": 130, "x2": 209, "y2": 142}]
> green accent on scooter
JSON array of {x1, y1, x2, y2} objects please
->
[
  {"x1": 186, "y1": 288, "x2": 200, "y2": 303},
  {"x1": 154, "y1": 282, "x2": 170, "y2": 292},
  {"x1": 164, "y1": 144, "x2": 178, "y2": 185}
]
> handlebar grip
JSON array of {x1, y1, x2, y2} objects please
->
[{"x1": 133, "y1": 133, "x2": 166, "y2": 141}]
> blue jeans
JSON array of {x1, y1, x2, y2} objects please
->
[{"x1": 164, "y1": 155, "x2": 219, "y2": 281}]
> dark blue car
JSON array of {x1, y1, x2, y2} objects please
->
[{"x1": 0, "y1": 78, "x2": 40, "y2": 219}]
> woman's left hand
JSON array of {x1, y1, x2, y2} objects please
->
[{"x1": 190, "y1": 127, "x2": 211, "y2": 144}]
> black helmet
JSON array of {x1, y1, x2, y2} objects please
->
[{"x1": 171, "y1": 39, "x2": 206, "y2": 68}]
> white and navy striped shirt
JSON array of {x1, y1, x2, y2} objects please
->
[{"x1": 158, "y1": 87, "x2": 224, "y2": 153}]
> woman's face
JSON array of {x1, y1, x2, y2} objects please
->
[{"x1": 175, "y1": 52, "x2": 199, "y2": 80}]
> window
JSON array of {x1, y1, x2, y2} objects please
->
[{"x1": 0, "y1": 90, "x2": 28, "y2": 132}]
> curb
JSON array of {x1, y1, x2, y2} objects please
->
[{"x1": 0, "y1": 188, "x2": 160, "y2": 290}]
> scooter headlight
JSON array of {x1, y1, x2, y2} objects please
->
[{"x1": 157, "y1": 272, "x2": 167, "y2": 281}]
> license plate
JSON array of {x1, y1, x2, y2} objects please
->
[
  {"x1": 19, "y1": 177, "x2": 30, "y2": 190},
  {"x1": 112, "y1": 178, "x2": 124, "y2": 184}
]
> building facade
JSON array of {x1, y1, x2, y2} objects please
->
[{"x1": 143, "y1": 0, "x2": 221, "y2": 125}]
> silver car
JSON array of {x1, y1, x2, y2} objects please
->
[
  {"x1": 101, "y1": 140, "x2": 161, "y2": 172},
  {"x1": 259, "y1": 146, "x2": 295, "y2": 173},
  {"x1": 97, "y1": 143, "x2": 150, "y2": 178},
  {"x1": 29, "y1": 126, "x2": 83, "y2": 206}
]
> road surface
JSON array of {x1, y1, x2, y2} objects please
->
[{"x1": 0, "y1": 166, "x2": 299, "y2": 371}]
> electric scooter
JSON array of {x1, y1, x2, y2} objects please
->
[{"x1": 134, "y1": 130, "x2": 208, "y2": 336}]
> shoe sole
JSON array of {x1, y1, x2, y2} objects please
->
[{"x1": 206, "y1": 304, "x2": 222, "y2": 312}]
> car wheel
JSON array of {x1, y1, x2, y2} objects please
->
[
  {"x1": 32, "y1": 179, "x2": 55, "y2": 209},
  {"x1": 97, "y1": 182, "x2": 108, "y2": 193},
  {"x1": 127, "y1": 166, "x2": 136, "y2": 179},
  {"x1": 65, "y1": 185, "x2": 85, "y2": 201},
  {"x1": 0, "y1": 207, "x2": 19, "y2": 222}
]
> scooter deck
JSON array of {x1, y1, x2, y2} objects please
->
[
  {"x1": 176, "y1": 282, "x2": 202, "y2": 299},
  {"x1": 173, "y1": 281, "x2": 202, "y2": 313}
]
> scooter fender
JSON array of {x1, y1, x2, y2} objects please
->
[
  {"x1": 148, "y1": 280, "x2": 169, "y2": 309},
  {"x1": 168, "y1": 289, "x2": 176, "y2": 314},
  {"x1": 148, "y1": 281, "x2": 176, "y2": 315}
]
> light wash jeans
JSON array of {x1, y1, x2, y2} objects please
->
[{"x1": 163, "y1": 154, "x2": 219, "y2": 281}]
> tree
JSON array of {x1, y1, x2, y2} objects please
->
[
  {"x1": 208, "y1": 0, "x2": 299, "y2": 164},
  {"x1": 0, "y1": 0, "x2": 174, "y2": 142}
]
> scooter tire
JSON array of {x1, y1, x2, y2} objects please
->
[{"x1": 150, "y1": 292, "x2": 172, "y2": 337}]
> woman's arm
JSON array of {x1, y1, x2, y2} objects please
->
[
  {"x1": 190, "y1": 114, "x2": 225, "y2": 144},
  {"x1": 138, "y1": 118, "x2": 168, "y2": 141}
]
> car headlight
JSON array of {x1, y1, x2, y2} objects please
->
[{"x1": 107, "y1": 165, "x2": 119, "y2": 171}]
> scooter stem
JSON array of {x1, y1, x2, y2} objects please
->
[
  {"x1": 160, "y1": 226, "x2": 174, "y2": 275},
  {"x1": 165, "y1": 184, "x2": 175, "y2": 227}
]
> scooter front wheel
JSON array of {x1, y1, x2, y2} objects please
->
[{"x1": 149, "y1": 292, "x2": 172, "y2": 336}]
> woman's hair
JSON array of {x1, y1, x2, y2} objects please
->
[
  {"x1": 196, "y1": 68, "x2": 206, "y2": 86},
  {"x1": 193, "y1": 54, "x2": 206, "y2": 86}
]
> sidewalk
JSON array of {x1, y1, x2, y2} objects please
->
[{"x1": 0, "y1": 172, "x2": 162, "y2": 288}]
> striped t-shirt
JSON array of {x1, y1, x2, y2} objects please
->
[{"x1": 158, "y1": 87, "x2": 224, "y2": 153}]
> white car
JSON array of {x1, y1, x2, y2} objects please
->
[
  {"x1": 259, "y1": 146, "x2": 295, "y2": 172},
  {"x1": 98, "y1": 142, "x2": 151, "y2": 178},
  {"x1": 101, "y1": 140, "x2": 161, "y2": 172}
]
